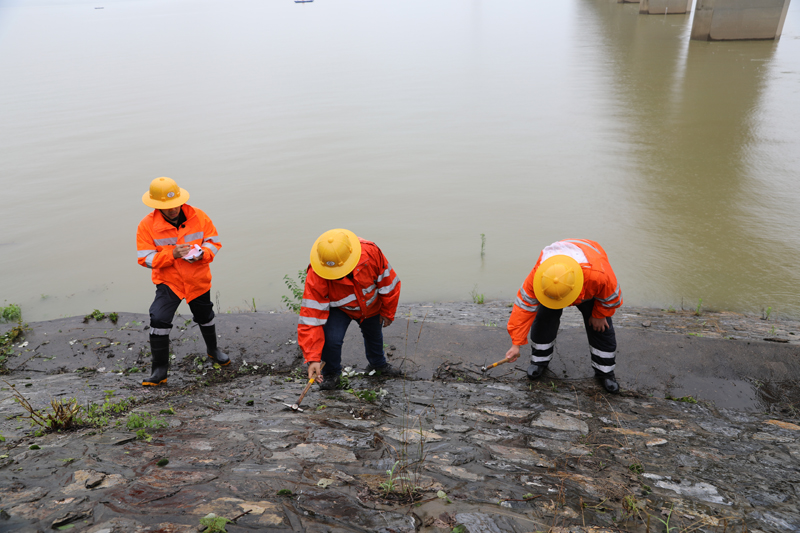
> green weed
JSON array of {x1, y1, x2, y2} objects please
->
[
  {"x1": 763, "y1": 306, "x2": 772, "y2": 320},
  {"x1": 276, "y1": 489, "x2": 292, "y2": 496},
  {"x1": 83, "y1": 393, "x2": 135, "y2": 427},
  {"x1": 480, "y1": 233, "x2": 486, "y2": 258},
  {"x1": 654, "y1": 504, "x2": 677, "y2": 532},
  {"x1": 694, "y1": 298, "x2": 702, "y2": 316},
  {"x1": 666, "y1": 395, "x2": 697, "y2": 404},
  {"x1": 0, "y1": 303, "x2": 22, "y2": 323},
  {"x1": 126, "y1": 411, "x2": 168, "y2": 431},
  {"x1": 0, "y1": 323, "x2": 29, "y2": 374},
  {"x1": 379, "y1": 461, "x2": 400, "y2": 496},
  {"x1": 83, "y1": 309, "x2": 107, "y2": 322},
  {"x1": 348, "y1": 388, "x2": 386, "y2": 403},
  {"x1": 628, "y1": 463, "x2": 643, "y2": 475},
  {"x1": 470, "y1": 285, "x2": 485, "y2": 305},
  {"x1": 199, "y1": 513, "x2": 230, "y2": 533},
  {"x1": 135, "y1": 429, "x2": 152, "y2": 442},
  {"x1": 281, "y1": 269, "x2": 307, "y2": 314},
  {"x1": 6, "y1": 382, "x2": 82, "y2": 431}
]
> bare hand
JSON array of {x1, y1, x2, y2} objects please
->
[
  {"x1": 172, "y1": 244, "x2": 191, "y2": 259},
  {"x1": 505, "y1": 344, "x2": 521, "y2": 363},
  {"x1": 308, "y1": 362, "x2": 322, "y2": 381},
  {"x1": 589, "y1": 317, "x2": 608, "y2": 332},
  {"x1": 380, "y1": 316, "x2": 393, "y2": 328}
]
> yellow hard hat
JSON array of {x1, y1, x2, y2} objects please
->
[
  {"x1": 142, "y1": 177, "x2": 189, "y2": 209},
  {"x1": 310, "y1": 229, "x2": 362, "y2": 280},
  {"x1": 533, "y1": 255, "x2": 584, "y2": 309}
]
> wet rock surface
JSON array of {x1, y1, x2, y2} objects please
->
[{"x1": 0, "y1": 303, "x2": 798, "y2": 532}]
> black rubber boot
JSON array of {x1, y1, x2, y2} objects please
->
[
  {"x1": 595, "y1": 371, "x2": 619, "y2": 394},
  {"x1": 142, "y1": 334, "x2": 170, "y2": 386},
  {"x1": 365, "y1": 363, "x2": 403, "y2": 377},
  {"x1": 200, "y1": 325, "x2": 230, "y2": 366},
  {"x1": 527, "y1": 363, "x2": 549, "y2": 380},
  {"x1": 318, "y1": 374, "x2": 341, "y2": 391}
]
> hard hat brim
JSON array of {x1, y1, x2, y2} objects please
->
[
  {"x1": 142, "y1": 188, "x2": 190, "y2": 209},
  {"x1": 533, "y1": 255, "x2": 584, "y2": 310},
  {"x1": 309, "y1": 229, "x2": 362, "y2": 280}
]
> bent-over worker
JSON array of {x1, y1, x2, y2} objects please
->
[
  {"x1": 136, "y1": 177, "x2": 229, "y2": 386},
  {"x1": 298, "y1": 229, "x2": 402, "y2": 390},
  {"x1": 504, "y1": 238, "x2": 622, "y2": 393}
]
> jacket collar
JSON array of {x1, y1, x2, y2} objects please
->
[{"x1": 151, "y1": 204, "x2": 196, "y2": 231}]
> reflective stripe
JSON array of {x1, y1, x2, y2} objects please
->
[
  {"x1": 596, "y1": 285, "x2": 621, "y2": 303},
  {"x1": 342, "y1": 306, "x2": 361, "y2": 311},
  {"x1": 362, "y1": 284, "x2": 376, "y2": 295},
  {"x1": 377, "y1": 276, "x2": 400, "y2": 294},
  {"x1": 138, "y1": 249, "x2": 156, "y2": 258},
  {"x1": 600, "y1": 300, "x2": 622, "y2": 309},
  {"x1": 204, "y1": 236, "x2": 220, "y2": 243},
  {"x1": 301, "y1": 299, "x2": 330, "y2": 311},
  {"x1": 376, "y1": 265, "x2": 392, "y2": 283},
  {"x1": 144, "y1": 252, "x2": 156, "y2": 268},
  {"x1": 562, "y1": 239, "x2": 600, "y2": 254},
  {"x1": 150, "y1": 327, "x2": 171, "y2": 336},
  {"x1": 590, "y1": 346, "x2": 615, "y2": 359},
  {"x1": 184, "y1": 231, "x2": 204, "y2": 242},
  {"x1": 592, "y1": 361, "x2": 616, "y2": 373},
  {"x1": 329, "y1": 294, "x2": 357, "y2": 307},
  {"x1": 299, "y1": 316, "x2": 327, "y2": 326},
  {"x1": 514, "y1": 296, "x2": 538, "y2": 313},
  {"x1": 519, "y1": 286, "x2": 539, "y2": 306},
  {"x1": 533, "y1": 342, "x2": 555, "y2": 351},
  {"x1": 531, "y1": 354, "x2": 553, "y2": 363},
  {"x1": 154, "y1": 237, "x2": 177, "y2": 246},
  {"x1": 202, "y1": 243, "x2": 219, "y2": 254},
  {"x1": 365, "y1": 293, "x2": 378, "y2": 307},
  {"x1": 197, "y1": 318, "x2": 215, "y2": 327}
]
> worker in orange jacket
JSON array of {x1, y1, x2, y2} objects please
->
[
  {"x1": 136, "y1": 177, "x2": 229, "y2": 387},
  {"x1": 299, "y1": 229, "x2": 402, "y2": 390},
  {"x1": 504, "y1": 239, "x2": 622, "y2": 393}
]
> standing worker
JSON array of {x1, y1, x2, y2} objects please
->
[
  {"x1": 298, "y1": 229, "x2": 402, "y2": 390},
  {"x1": 504, "y1": 239, "x2": 622, "y2": 393},
  {"x1": 136, "y1": 177, "x2": 229, "y2": 387}
]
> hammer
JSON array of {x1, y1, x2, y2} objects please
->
[
  {"x1": 285, "y1": 362, "x2": 325, "y2": 412},
  {"x1": 481, "y1": 358, "x2": 510, "y2": 373}
]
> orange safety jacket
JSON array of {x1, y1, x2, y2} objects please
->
[
  {"x1": 136, "y1": 204, "x2": 221, "y2": 303},
  {"x1": 298, "y1": 240, "x2": 401, "y2": 363},
  {"x1": 507, "y1": 239, "x2": 622, "y2": 345}
]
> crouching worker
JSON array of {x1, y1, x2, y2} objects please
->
[
  {"x1": 504, "y1": 239, "x2": 622, "y2": 393},
  {"x1": 299, "y1": 229, "x2": 402, "y2": 390},
  {"x1": 137, "y1": 177, "x2": 229, "y2": 387}
]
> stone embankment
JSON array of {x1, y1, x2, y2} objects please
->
[{"x1": 0, "y1": 302, "x2": 798, "y2": 532}]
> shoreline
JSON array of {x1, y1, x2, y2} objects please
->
[{"x1": 396, "y1": 300, "x2": 800, "y2": 345}]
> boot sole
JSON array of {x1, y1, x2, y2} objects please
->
[
  {"x1": 141, "y1": 379, "x2": 167, "y2": 386},
  {"x1": 208, "y1": 354, "x2": 230, "y2": 366}
]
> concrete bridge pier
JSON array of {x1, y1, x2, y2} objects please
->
[
  {"x1": 640, "y1": 0, "x2": 693, "y2": 14},
  {"x1": 691, "y1": 0, "x2": 792, "y2": 40}
]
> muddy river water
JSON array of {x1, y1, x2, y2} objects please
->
[{"x1": 2, "y1": 0, "x2": 800, "y2": 322}]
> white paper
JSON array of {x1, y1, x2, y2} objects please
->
[{"x1": 183, "y1": 244, "x2": 203, "y2": 261}]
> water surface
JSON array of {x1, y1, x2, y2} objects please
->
[{"x1": 1, "y1": 0, "x2": 799, "y2": 321}]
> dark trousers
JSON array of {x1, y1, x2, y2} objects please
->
[
  {"x1": 321, "y1": 308, "x2": 387, "y2": 378},
  {"x1": 530, "y1": 299, "x2": 617, "y2": 375},
  {"x1": 149, "y1": 284, "x2": 215, "y2": 335}
]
